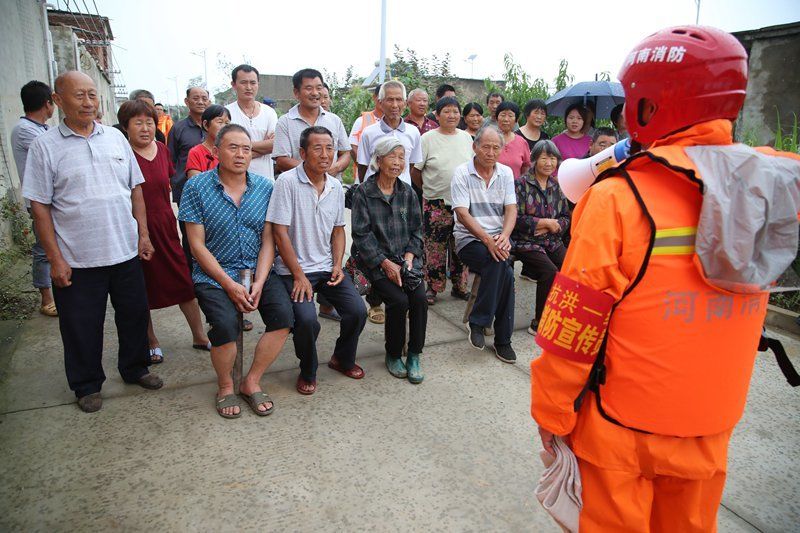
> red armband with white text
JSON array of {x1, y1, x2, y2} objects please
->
[{"x1": 535, "y1": 272, "x2": 614, "y2": 363}]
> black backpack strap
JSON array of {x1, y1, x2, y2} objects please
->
[
  {"x1": 573, "y1": 336, "x2": 607, "y2": 412},
  {"x1": 571, "y1": 332, "x2": 654, "y2": 434},
  {"x1": 760, "y1": 334, "x2": 800, "y2": 387},
  {"x1": 571, "y1": 163, "x2": 656, "y2": 434}
]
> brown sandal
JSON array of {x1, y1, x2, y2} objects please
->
[
  {"x1": 296, "y1": 376, "x2": 317, "y2": 395},
  {"x1": 40, "y1": 302, "x2": 58, "y2": 317},
  {"x1": 327, "y1": 358, "x2": 365, "y2": 379}
]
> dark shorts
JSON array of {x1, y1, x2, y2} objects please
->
[{"x1": 195, "y1": 275, "x2": 294, "y2": 347}]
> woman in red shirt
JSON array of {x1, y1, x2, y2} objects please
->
[
  {"x1": 185, "y1": 104, "x2": 231, "y2": 178},
  {"x1": 495, "y1": 101, "x2": 531, "y2": 178},
  {"x1": 118, "y1": 100, "x2": 210, "y2": 363}
]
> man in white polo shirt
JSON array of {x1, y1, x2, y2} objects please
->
[
  {"x1": 272, "y1": 68, "x2": 351, "y2": 177},
  {"x1": 23, "y1": 71, "x2": 163, "y2": 413},
  {"x1": 452, "y1": 125, "x2": 518, "y2": 364},
  {"x1": 272, "y1": 68, "x2": 352, "y2": 322},
  {"x1": 268, "y1": 126, "x2": 368, "y2": 396},
  {"x1": 226, "y1": 64, "x2": 277, "y2": 180},
  {"x1": 356, "y1": 80, "x2": 422, "y2": 184}
]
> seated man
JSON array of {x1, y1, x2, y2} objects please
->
[
  {"x1": 268, "y1": 126, "x2": 368, "y2": 395},
  {"x1": 452, "y1": 125, "x2": 518, "y2": 363},
  {"x1": 179, "y1": 124, "x2": 293, "y2": 419},
  {"x1": 586, "y1": 127, "x2": 618, "y2": 157}
]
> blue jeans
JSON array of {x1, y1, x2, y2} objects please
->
[
  {"x1": 280, "y1": 272, "x2": 367, "y2": 381},
  {"x1": 30, "y1": 216, "x2": 51, "y2": 289},
  {"x1": 457, "y1": 241, "x2": 515, "y2": 345}
]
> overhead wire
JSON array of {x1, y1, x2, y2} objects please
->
[
  {"x1": 57, "y1": 0, "x2": 127, "y2": 98},
  {"x1": 81, "y1": 0, "x2": 105, "y2": 43}
]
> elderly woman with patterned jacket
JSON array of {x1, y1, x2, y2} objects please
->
[
  {"x1": 351, "y1": 137, "x2": 427, "y2": 384},
  {"x1": 511, "y1": 140, "x2": 571, "y2": 335}
]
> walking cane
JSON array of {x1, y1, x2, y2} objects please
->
[{"x1": 234, "y1": 269, "x2": 251, "y2": 395}]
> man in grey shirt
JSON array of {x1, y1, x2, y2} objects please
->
[
  {"x1": 10, "y1": 80, "x2": 55, "y2": 317},
  {"x1": 451, "y1": 125, "x2": 518, "y2": 364},
  {"x1": 267, "y1": 126, "x2": 367, "y2": 396},
  {"x1": 272, "y1": 68, "x2": 351, "y2": 176},
  {"x1": 272, "y1": 68, "x2": 352, "y2": 321},
  {"x1": 22, "y1": 71, "x2": 163, "y2": 413}
]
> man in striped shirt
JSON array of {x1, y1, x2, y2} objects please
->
[{"x1": 451, "y1": 125, "x2": 518, "y2": 363}]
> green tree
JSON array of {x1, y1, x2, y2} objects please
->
[
  {"x1": 484, "y1": 54, "x2": 549, "y2": 112},
  {"x1": 330, "y1": 85, "x2": 373, "y2": 140},
  {"x1": 389, "y1": 46, "x2": 454, "y2": 102},
  {"x1": 327, "y1": 47, "x2": 455, "y2": 133},
  {"x1": 554, "y1": 59, "x2": 574, "y2": 92},
  {"x1": 484, "y1": 54, "x2": 574, "y2": 136}
]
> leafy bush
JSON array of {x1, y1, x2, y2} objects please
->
[{"x1": 1, "y1": 197, "x2": 32, "y2": 253}]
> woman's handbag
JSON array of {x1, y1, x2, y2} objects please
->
[{"x1": 344, "y1": 183, "x2": 359, "y2": 210}]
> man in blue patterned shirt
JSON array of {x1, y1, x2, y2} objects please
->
[{"x1": 179, "y1": 124, "x2": 293, "y2": 419}]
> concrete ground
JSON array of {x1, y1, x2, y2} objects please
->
[{"x1": 0, "y1": 265, "x2": 798, "y2": 532}]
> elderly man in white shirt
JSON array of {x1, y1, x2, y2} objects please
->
[
  {"x1": 356, "y1": 80, "x2": 422, "y2": 184},
  {"x1": 23, "y1": 71, "x2": 163, "y2": 413},
  {"x1": 451, "y1": 125, "x2": 518, "y2": 364}
]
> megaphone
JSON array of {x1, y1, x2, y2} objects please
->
[{"x1": 559, "y1": 139, "x2": 631, "y2": 203}]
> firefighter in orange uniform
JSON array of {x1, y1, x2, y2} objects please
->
[{"x1": 530, "y1": 26, "x2": 800, "y2": 532}]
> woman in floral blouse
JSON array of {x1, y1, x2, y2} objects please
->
[{"x1": 511, "y1": 140, "x2": 571, "y2": 335}]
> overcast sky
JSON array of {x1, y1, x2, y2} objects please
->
[{"x1": 86, "y1": 0, "x2": 800, "y2": 106}]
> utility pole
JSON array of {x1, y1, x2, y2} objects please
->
[
  {"x1": 361, "y1": 0, "x2": 389, "y2": 87},
  {"x1": 192, "y1": 49, "x2": 208, "y2": 88},
  {"x1": 379, "y1": 0, "x2": 387, "y2": 83},
  {"x1": 167, "y1": 75, "x2": 179, "y2": 109},
  {"x1": 694, "y1": 0, "x2": 701, "y2": 24},
  {"x1": 466, "y1": 54, "x2": 477, "y2": 78}
]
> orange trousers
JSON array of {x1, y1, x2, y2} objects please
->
[{"x1": 571, "y1": 395, "x2": 733, "y2": 533}]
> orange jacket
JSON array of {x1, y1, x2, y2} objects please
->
[
  {"x1": 158, "y1": 114, "x2": 174, "y2": 140},
  {"x1": 531, "y1": 119, "x2": 795, "y2": 438},
  {"x1": 353, "y1": 110, "x2": 378, "y2": 145}
]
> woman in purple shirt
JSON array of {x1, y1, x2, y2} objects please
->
[
  {"x1": 551, "y1": 103, "x2": 592, "y2": 161},
  {"x1": 494, "y1": 101, "x2": 531, "y2": 178}
]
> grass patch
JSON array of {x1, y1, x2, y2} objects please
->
[
  {"x1": 0, "y1": 245, "x2": 38, "y2": 321},
  {"x1": 0, "y1": 199, "x2": 37, "y2": 321}
]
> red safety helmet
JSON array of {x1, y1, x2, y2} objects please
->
[{"x1": 618, "y1": 26, "x2": 748, "y2": 146}]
